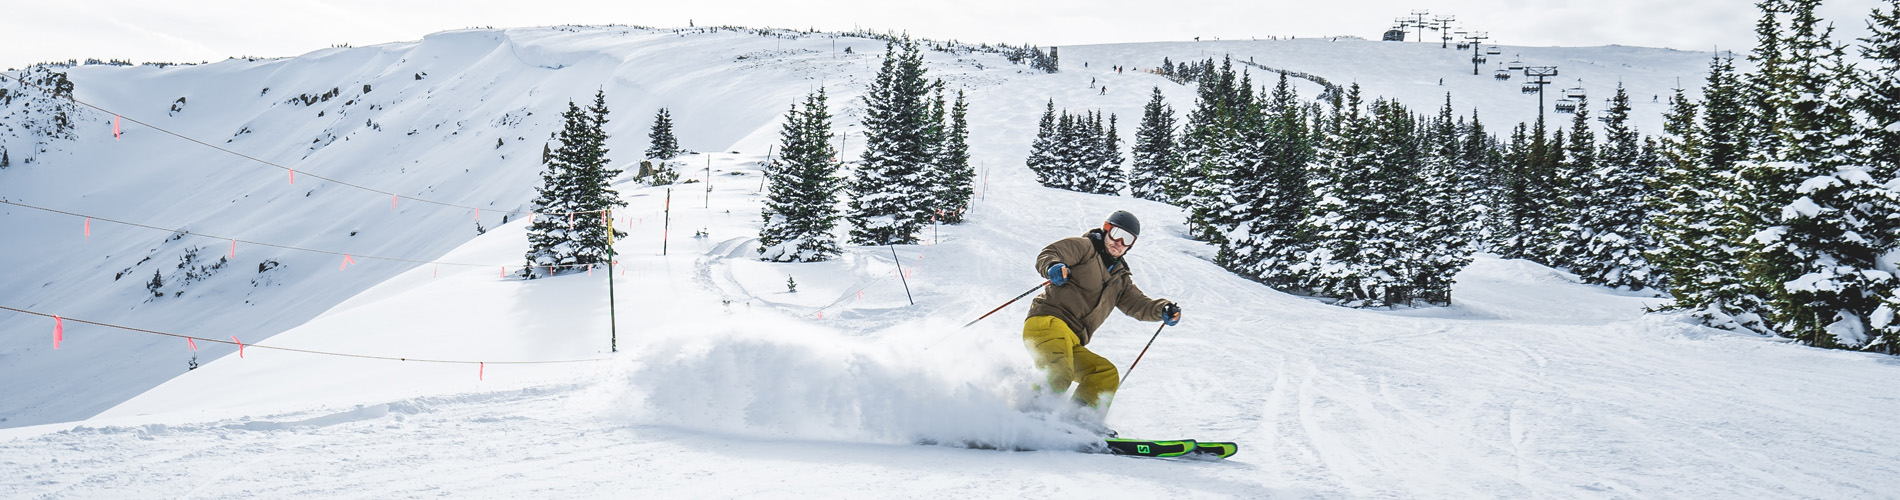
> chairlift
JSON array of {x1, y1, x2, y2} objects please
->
[
  {"x1": 1471, "y1": 56, "x2": 1488, "y2": 65},
  {"x1": 1494, "y1": 67, "x2": 1513, "y2": 81},
  {"x1": 1507, "y1": 59, "x2": 1525, "y2": 71},
  {"x1": 1457, "y1": 42, "x2": 1472, "y2": 50},
  {"x1": 1522, "y1": 83, "x2": 1542, "y2": 95},
  {"x1": 1564, "y1": 82, "x2": 1587, "y2": 100},
  {"x1": 1554, "y1": 99, "x2": 1578, "y2": 114},
  {"x1": 1486, "y1": 46, "x2": 1503, "y2": 56}
]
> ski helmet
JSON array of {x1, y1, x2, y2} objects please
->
[{"x1": 1104, "y1": 210, "x2": 1141, "y2": 237}]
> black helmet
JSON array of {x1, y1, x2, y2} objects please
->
[{"x1": 1104, "y1": 210, "x2": 1141, "y2": 237}]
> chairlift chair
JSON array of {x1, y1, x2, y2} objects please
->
[
  {"x1": 1554, "y1": 99, "x2": 1578, "y2": 114},
  {"x1": 1565, "y1": 86, "x2": 1587, "y2": 100},
  {"x1": 1494, "y1": 68, "x2": 1512, "y2": 81},
  {"x1": 1457, "y1": 42, "x2": 1472, "y2": 50},
  {"x1": 1486, "y1": 46, "x2": 1503, "y2": 55},
  {"x1": 1471, "y1": 56, "x2": 1488, "y2": 65},
  {"x1": 1507, "y1": 59, "x2": 1525, "y2": 71},
  {"x1": 1521, "y1": 83, "x2": 1542, "y2": 94}
]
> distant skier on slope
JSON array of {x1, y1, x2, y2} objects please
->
[{"x1": 1024, "y1": 210, "x2": 1181, "y2": 435}]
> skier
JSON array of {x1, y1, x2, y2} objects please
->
[{"x1": 1023, "y1": 210, "x2": 1181, "y2": 435}]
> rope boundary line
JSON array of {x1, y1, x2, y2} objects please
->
[{"x1": 1, "y1": 305, "x2": 608, "y2": 365}]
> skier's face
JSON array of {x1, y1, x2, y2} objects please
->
[{"x1": 1104, "y1": 224, "x2": 1135, "y2": 257}]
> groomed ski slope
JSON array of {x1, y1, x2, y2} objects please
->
[
  {"x1": 4, "y1": 27, "x2": 1899, "y2": 498},
  {"x1": 0, "y1": 25, "x2": 1706, "y2": 428}
]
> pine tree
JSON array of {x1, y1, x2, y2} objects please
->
[
  {"x1": 1523, "y1": 117, "x2": 1567, "y2": 264},
  {"x1": 1302, "y1": 85, "x2": 1402, "y2": 305},
  {"x1": 759, "y1": 89, "x2": 843, "y2": 262},
  {"x1": 1650, "y1": 81, "x2": 1709, "y2": 299},
  {"x1": 1177, "y1": 58, "x2": 1230, "y2": 236},
  {"x1": 523, "y1": 91, "x2": 626, "y2": 278},
  {"x1": 1744, "y1": 0, "x2": 1894, "y2": 348},
  {"x1": 1547, "y1": 100, "x2": 1597, "y2": 269},
  {"x1": 1098, "y1": 114, "x2": 1126, "y2": 195},
  {"x1": 1410, "y1": 95, "x2": 1479, "y2": 304},
  {"x1": 1861, "y1": 0, "x2": 1900, "y2": 179},
  {"x1": 1570, "y1": 85, "x2": 1659, "y2": 290},
  {"x1": 1027, "y1": 99, "x2": 1060, "y2": 187},
  {"x1": 1491, "y1": 122, "x2": 1534, "y2": 257},
  {"x1": 646, "y1": 108, "x2": 683, "y2": 160},
  {"x1": 1129, "y1": 87, "x2": 1179, "y2": 201},
  {"x1": 1364, "y1": 98, "x2": 1426, "y2": 305},
  {"x1": 1860, "y1": 0, "x2": 1900, "y2": 353},
  {"x1": 848, "y1": 38, "x2": 934, "y2": 245},
  {"x1": 1689, "y1": 53, "x2": 1775, "y2": 333},
  {"x1": 1233, "y1": 72, "x2": 1315, "y2": 287},
  {"x1": 1460, "y1": 110, "x2": 1500, "y2": 252},
  {"x1": 935, "y1": 90, "x2": 974, "y2": 223},
  {"x1": 147, "y1": 269, "x2": 163, "y2": 298},
  {"x1": 1182, "y1": 58, "x2": 1244, "y2": 246},
  {"x1": 1746, "y1": 0, "x2": 1789, "y2": 161}
]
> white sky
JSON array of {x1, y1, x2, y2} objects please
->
[{"x1": 0, "y1": 0, "x2": 1885, "y2": 70}]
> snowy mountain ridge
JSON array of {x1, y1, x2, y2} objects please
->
[{"x1": 4, "y1": 25, "x2": 1897, "y2": 498}]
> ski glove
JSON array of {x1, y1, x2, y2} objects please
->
[
  {"x1": 1162, "y1": 302, "x2": 1182, "y2": 326},
  {"x1": 1047, "y1": 263, "x2": 1069, "y2": 286}
]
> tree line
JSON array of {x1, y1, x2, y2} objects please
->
[{"x1": 1024, "y1": 0, "x2": 1900, "y2": 354}]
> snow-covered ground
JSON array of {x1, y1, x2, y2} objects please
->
[{"x1": 5, "y1": 26, "x2": 1898, "y2": 498}]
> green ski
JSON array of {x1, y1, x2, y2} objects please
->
[{"x1": 1102, "y1": 438, "x2": 1238, "y2": 459}]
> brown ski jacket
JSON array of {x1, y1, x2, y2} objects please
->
[{"x1": 1026, "y1": 229, "x2": 1170, "y2": 346}]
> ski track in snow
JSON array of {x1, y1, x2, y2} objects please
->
[{"x1": 5, "y1": 26, "x2": 1900, "y2": 498}]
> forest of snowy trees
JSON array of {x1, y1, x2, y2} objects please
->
[
  {"x1": 1024, "y1": 0, "x2": 1900, "y2": 354},
  {"x1": 759, "y1": 38, "x2": 974, "y2": 261}
]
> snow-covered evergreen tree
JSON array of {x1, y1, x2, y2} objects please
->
[
  {"x1": 1097, "y1": 114, "x2": 1126, "y2": 195},
  {"x1": 524, "y1": 91, "x2": 626, "y2": 278},
  {"x1": 1861, "y1": 0, "x2": 1900, "y2": 180},
  {"x1": 849, "y1": 37, "x2": 934, "y2": 245},
  {"x1": 1409, "y1": 95, "x2": 1479, "y2": 304},
  {"x1": 1460, "y1": 110, "x2": 1500, "y2": 249},
  {"x1": 1569, "y1": 85, "x2": 1660, "y2": 290},
  {"x1": 1230, "y1": 73, "x2": 1315, "y2": 288},
  {"x1": 1302, "y1": 86, "x2": 1433, "y2": 306},
  {"x1": 1026, "y1": 99, "x2": 1060, "y2": 187},
  {"x1": 933, "y1": 90, "x2": 974, "y2": 223},
  {"x1": 1490, "y1": 122, "x2": 1534, "y2": 257},
  {"x1": 1182, "y1": 58, "x2": 1244, "y2": 247},
  {"x1": 1547, "y1": 100, "x2": 1596, "y2": 269},
  {"x1": 1129, "y1": 87, "x2": 1179, "y2": 201},
  {"x1": 1649, "y1": 80, "x2": 1711, "y2": 301},
  {"x1": 1027, "y1": 104, "x2": 1123, "y2": 195},
  {"x1": 646, "y1": 107, "x2": 683, "y2": 160},
  {"x1": 759, "y1": 89, "x2": 843, "y2": 262}
]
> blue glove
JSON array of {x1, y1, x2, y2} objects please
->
[
  {"x1": 1047, "y1": 263, "x2": 1069, "y2": 286},
  {"x1": 1162, "y1": 302, "x2": 1181, "y2": 326}
]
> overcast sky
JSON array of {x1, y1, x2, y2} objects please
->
[{"x1": 0, "y1": 0, "x2": 1886, "y2": 70}]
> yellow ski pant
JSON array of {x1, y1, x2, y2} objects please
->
[{"x1": 1023, "y1": 315, "x2": 1118, "y2": 408}]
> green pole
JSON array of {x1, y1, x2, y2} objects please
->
[{"x1": 607, "y1": 209, "x2": 618, "y2": 353}]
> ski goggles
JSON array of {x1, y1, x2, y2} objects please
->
[{"x1": 1104, "y1": 224, "x2": 1137, "y2": 247}]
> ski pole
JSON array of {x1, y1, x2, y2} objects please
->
[
  {"x1": 1119, "y1": 323, "x2": 1168, "y2": 386},
  {"x1": 962, "y1": 280, "x2": 1049, "y2": 328}
]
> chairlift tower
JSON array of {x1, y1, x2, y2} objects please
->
[
  {"x1": 1522, "y1": 65, "x2": 1560, "y2": 120},
  {"x1": 1410, "y1": 10, "x2": 1431, "y2": 42},
  {"x1": 1433, "y1": 15, "x2": 1457, "y2": 48},
  {"x1": 1462, "y1": 31, "x2": 1489, "y2": 75}
]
